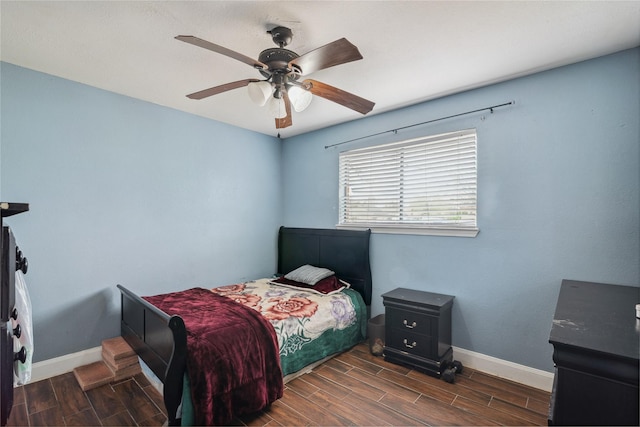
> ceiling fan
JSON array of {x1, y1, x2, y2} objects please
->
[{"x1": 176, "y1": 26, "x2": 375, "y2": 129}]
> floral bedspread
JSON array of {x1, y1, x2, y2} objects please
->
[{"x1": 211, "y1": 278, "x2": 367, "y2": 376}]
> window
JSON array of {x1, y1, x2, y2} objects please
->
[{"x1": 338, "y1": 129, "x2": 478, "y2": 237}]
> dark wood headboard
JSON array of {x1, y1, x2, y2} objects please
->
[{"x1": 277, "y1": 226, "x2": 372, "y2": 306}]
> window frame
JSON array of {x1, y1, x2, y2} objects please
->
[{"x1": 337, "y1": 129, "x2": 479, "y2": 237}]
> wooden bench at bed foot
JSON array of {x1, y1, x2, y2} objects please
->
[{"x1": 74, "y1": 337, "x2": 141, "y2": 391}]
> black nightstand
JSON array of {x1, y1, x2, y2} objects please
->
[{"x1": 382, "y1": 287, "x2": 461, "y2": 381}]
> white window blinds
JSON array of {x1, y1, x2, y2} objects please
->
[{"x1": 338, "y1": 129, "x2": 478, "y2": 236}]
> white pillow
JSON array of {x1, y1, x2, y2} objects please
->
[{"x1": 284, "y1": 264, "x2": 335, "y2": 285}]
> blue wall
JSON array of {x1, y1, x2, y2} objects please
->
[
  {"x1": 1, "y1": 48, "x2": 638, "y2": 371},
  {"x1": 1, "y1": 63, "x2": 282, "y2": 361},
  {"x1": 281, "y1": 48, "x2": 640, "y2": 371}
]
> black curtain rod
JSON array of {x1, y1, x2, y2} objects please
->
[{"x1": 324, "y1": 100, "x2": 515, "y2": 149}]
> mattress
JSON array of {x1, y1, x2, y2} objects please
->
[
  {"x1": 176, "y1": 278, "x2": 367, "y2": 425},
  {"x1": 211, "y1": 278, "x2": 368, "y2": 375}
]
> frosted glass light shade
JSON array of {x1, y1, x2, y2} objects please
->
[
  {"x1": 267, "y1": 95, "x2": 287, "y2": 118},
  {"x1": 288, "y1": 86, "x2": 313, "y2": 112},
  {"x1": 247, "y1": 81, "x2": 272, "y2": 106}
]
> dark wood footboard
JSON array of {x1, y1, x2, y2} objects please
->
[{"x1": 117, "y1": 284, "x2": 186, "y2": 426}]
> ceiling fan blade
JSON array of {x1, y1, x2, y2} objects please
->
[
  {"x1": 176, "y1": 35, "x2": 267, "y2": 70},
  {"x1": 275, "y1": 93, "x2": 293, "y2": 129},
  {"x1": 304, "y1": 79, "x2": 375, "y2": 115},
  {"x1": 289, "y1": 38, "x2": 363, "y2": 75},
  {"x1": 186, "y1": 79, "x2": 260, "y2": 100}
]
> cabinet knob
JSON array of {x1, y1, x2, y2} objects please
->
[
  {"x1": 18, "y1": 257, "x2": 28, "y2": 274},
  {"x1": 16, "y1": 247, "x2": 28, "y2": 274},
  {"x1": 403, "y1": 339, "x2": 417, "y2": 349},
  {"x1": 403, "y1": 319, "x2": 417, "y2": 329},
  {"x1": 12, "y1": 324, "x2": 21, "y2": 339},
  {"x1": 10, "y1": 308, "x2": 18, "y2": 321},
  {"x1": 14, "y1": 346, "x2": 27, "y2": 364}
]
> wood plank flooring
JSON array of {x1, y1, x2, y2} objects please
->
[
  {"x1": 7, "y1": 343, "x2": 550, "y2": 426},
  {"x1": 7, "y1": 371, "x2": 166, "y2": 426}
]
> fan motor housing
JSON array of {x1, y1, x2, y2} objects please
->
[{"x1": 258, "y1": 48, "x2": 300, "y2": 77}]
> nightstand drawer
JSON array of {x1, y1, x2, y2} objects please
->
[
  {"x1": 387, "y1": 329, "x2": 434, "y2": 359},
  {"x1": 386, "y1": 308, "x2": 433, "y2": 336}
]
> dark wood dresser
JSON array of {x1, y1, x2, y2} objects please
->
[
  {"x1": 548, "y1": 279, "x2": 639, "y2": 426},
  {"x1": 1, "y1": 202, "x2": 29, "y2": 427},
  {"x1": 382, "y1": 287, "x2": 454, "y2": 378}
]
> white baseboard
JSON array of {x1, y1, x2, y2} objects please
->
[
  {"x1": 453, "y1": 346, "x2": 554, "y2": 392},
  {"x1": 27, "y1": 344, "x2": 554, "y2": 392},
  {"x1": 30, "y1": 346, "x2": 102, "y2": 383}
]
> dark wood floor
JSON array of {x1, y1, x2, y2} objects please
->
[{"x1": 7, "y1": 343, "x2": 550, "y2": 426}]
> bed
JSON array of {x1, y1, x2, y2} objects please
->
[{"x1": 117, "y1": 226, "x2": 372, "y2": 426}]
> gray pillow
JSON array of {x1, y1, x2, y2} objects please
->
[{"x1": 284, "y1": 264, "x2": 335, "y2": 285}]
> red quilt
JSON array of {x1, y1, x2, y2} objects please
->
[{"x1": 144, "y1": 287, "x2": 283, "y2": 425}]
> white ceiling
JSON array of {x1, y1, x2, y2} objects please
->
[{"x1": 1, "y1": 1, "x2": 639, "y2": 138}]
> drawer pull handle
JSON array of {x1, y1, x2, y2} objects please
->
[
  {"x1": 14, "y1": 347, "x2": 27, "y2": 364},
  {"x1": 403, "y1": 319, "x2": 417, "y2": 329},
  {"x1": 403, "y1": 339, "x2": 417, "y2": 349}
]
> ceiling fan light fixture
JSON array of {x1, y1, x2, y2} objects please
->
[
  {"x1": 288, "y1": 85, "x2": 313, "y2": 112},
  {"x1": 176, "y1": 26, "x2": 375, "y2": 130},
  {"x1": 267, "y1": 95, "x2": 287, "y2": 119},
  {"x1": 247, "y1": 81, "x2": 272, "y2": 106}
]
